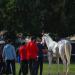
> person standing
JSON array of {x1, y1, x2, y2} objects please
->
[
  {"x1": 0, "y1": 41, "x2": 5, "y2": 75},
  {"x1": 2, "y1": 39, "x2": 16, "y2": 75},
  {"x1": 18, "y1": 42, "x2": 28, "y2": 75},
  {"x1": 26, "y1": 36, "x2": 38, "y2": 75},
  {"x1": 36, "y1": 37, "x2": 44, "y2": 75}
]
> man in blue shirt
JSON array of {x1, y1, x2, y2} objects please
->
[{"x1": 3, "y1": 39, "x2": 16, "y2": 75}]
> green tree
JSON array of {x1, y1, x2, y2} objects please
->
[{"x1": 0, "y1": 0, "x2": 75, "y2": 37}]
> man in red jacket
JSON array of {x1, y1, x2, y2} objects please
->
[
  {"x1": 19, "y1": 42, "x2": 28, "y2": 75},
  {"x1": 26, "y1": 36, "x2": 38, "y2": 75}
]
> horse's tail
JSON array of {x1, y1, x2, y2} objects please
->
[{"x1": 65, "y1": 41, "x2": 72, "y2": 64}]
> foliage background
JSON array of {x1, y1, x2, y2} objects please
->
[{"x1": 0, "y1": 0, "x2": 75, "y2": 37}]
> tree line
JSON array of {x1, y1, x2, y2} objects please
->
[{"x1": 0, "y1": 0, "x2": 75, "y2": 37}]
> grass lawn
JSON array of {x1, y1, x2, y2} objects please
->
[{"x1": 16, "y1": 63, "x2": 75, "y2": 75}]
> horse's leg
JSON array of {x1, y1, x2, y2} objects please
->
[
  {"x1": 65, "y1": 44, "x2": 71, "y2": 75},
  {"x1": 56, "y1": 56, "x2": 59, "y2": 75},
  {"x1": 47, "y1": 52, "x2": 52, "y2": 75},
  {"x1": 60, "y1": 51, "x2": 67, "y2": 75},
  {"x1": 56, "y1": 49, "x2": 60, "y2": 75}
]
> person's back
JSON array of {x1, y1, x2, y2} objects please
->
[
  {"x1": 19, "y1": 44, "x2": 27, "y2": 61},
  {"x1": 3, "y1": 44, "x2": 16, "y2": 60},
  {"x1": 29, "y1": 41, "x2": 38, "y2": 59},
  {"x1": 26, "y1": 36, "x2": 38, "y2": 60},
  {"x1": 37, "y1": 43, "x2": 44, "y2": 60}
]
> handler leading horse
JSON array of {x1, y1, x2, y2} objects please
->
[{"x1": 42, "y1": 33, "x2": 72, "y2": 75}]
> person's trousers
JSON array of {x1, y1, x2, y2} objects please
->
[
  {"x1": 0, "y1": 61, "x2": 6, "y2": 74},
  {"x1": 0, "y1": 62, "x2": 3, "y2": 75},
  {"x1": 36, "y1": 58, "x2": 43, "y2": 75},
  {"x1": 20, "y1": 60, "x2": 28, "y2": 75},
  {"x1": 6, "y1": 60, "x2": 16, "y2": 75},
  {"x1": 29, "y1": 59, "x2": 38, "y2": 75}
]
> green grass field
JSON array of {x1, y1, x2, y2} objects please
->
[{"x1": 16, "y1": 63, "x2": 75, "y2": 75}]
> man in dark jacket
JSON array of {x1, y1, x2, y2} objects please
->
[
  {"x1": 0, "y1": 41, "x2": 5, "y2": 75},
  {"x1": 36, "y1": 37, "x2": 44, "y2": 75}
]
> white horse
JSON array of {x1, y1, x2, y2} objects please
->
[{"x1": 42, "y1": 33, "x2": 72, "y2": 75}]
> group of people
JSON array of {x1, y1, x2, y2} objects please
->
[
  {"x1": 0, "y1": 33, "x2": 45, "y2": 75},
  {"x1": 17, "y1": 36, "x2": 44, "y2": 75}
]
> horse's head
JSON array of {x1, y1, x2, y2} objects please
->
[
  {"x1": 42, "y1": 33, "x2": 53, "y2": 41},
  {"x1": 41, "y1": 33, "x2": 50, "y2": 44},
  {"x1": 42, "y1": 33, "x2": 55, "y2": 50}
]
